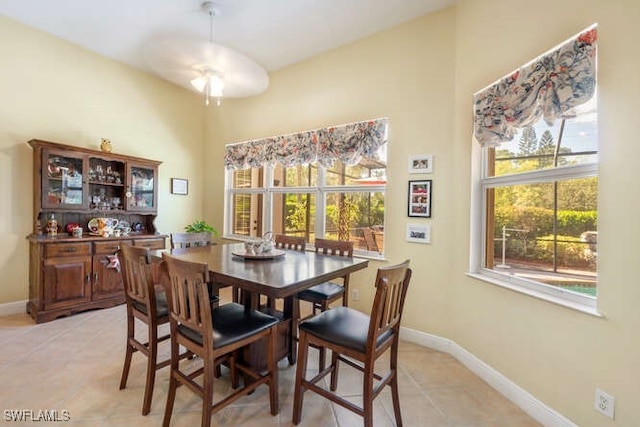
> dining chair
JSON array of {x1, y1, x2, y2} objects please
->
[
  {"x1": 170, "y1": 231, "x2": 212, "y2": 249},
  {"x1": 297, "y1": 238, "x2": 353, "y2": 370},
  {"x1": 118, "y1": 243, "x2": 191, "y2": 415},
  {"x1": 162, "y1": 253, "x2": 279, "y2": 427},
  {"x1": 292, "y1": 260, "x2": 412, "y2": 427}
]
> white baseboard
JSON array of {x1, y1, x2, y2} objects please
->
[
  {"x1": 0, "y1": 300, "x2": 27, "y2": 317},
  {"x1": 400, "y1": 327, "x2": 577, "y2": 427}
]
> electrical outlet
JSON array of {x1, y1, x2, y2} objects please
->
[
  {"x1": 351, "y1": 289, "x2": 359, "y2": 301},
  {"x1": 594, "y1": 388, "x2": 615, "y2": 419}
]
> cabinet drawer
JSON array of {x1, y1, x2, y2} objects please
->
[
  {"x1": 45, "y1": 242, "x2": 92, "y2": 258},
  {"x1": 133, "y1": 238, "x2": 165, "y2": 250},
  {"x1": 94, "y1": 240, "x2": 132, "y2": 255}
]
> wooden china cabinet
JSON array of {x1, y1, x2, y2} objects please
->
[{"x1": 27, "y1": 139, "x2": 167, "y2": 323}]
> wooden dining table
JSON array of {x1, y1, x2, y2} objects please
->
[{"x1": 150, "y1": 242, "x2": 369, "y2": 366}]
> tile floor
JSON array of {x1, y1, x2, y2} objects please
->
[{"x1": 0, "y1": 302, "x2": 541, "y2": 426}]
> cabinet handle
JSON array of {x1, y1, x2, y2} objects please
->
[
  {"x1": 93, "y1": 272, "x2": 98, "y2": 284},
  {"x1": 86, "y1": 274, "x2": 91, "y2": 284},
  {"x1": 64, "y1": 247, "x2": 78, "y2": 253}
]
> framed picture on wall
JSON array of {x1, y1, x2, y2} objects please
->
[
  {"x1": 171, "y1": 178, "x2": 189, "y2": 195},
  {"x1": 407, "y1": 180, "x2": 432, "y2": 218},
  {"x1": 406, "y1": 223, "x2": 431, "y2": 244},
  {"x1": 408, "y1": 154, "x2": 433, "y2": 174}
]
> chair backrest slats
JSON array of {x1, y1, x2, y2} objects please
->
[
  {"x1": 274, "y1": 234, "x2": 306, "y2": 251},
  {"x1": 314, "y1": 238, "x2": 353, "y2": 257},
  {"x1": 119, "y1": 244, "x2": 156, "y2": 313},
  {"x1": 170, "y1": 232, "x2": 212, "y2": 249},
  {"x1": 367, "y1": 260, "x2": 412, "y2": 350},
  {"x1": 163, "y1": 253, "x2": 214, "y2": 347}
]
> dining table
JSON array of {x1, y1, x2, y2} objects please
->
[{"x1": 150, "y1": 242, "x2": 369, "y2": 366}]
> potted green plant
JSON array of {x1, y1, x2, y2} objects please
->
[{"x1": 184, "y1": 219, "x2": 218, "y2": 236}]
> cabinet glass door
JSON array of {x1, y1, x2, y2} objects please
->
[
  {"x1": 43, "y1": 149, "x2": 87, "y2": 209},
  {"x1": 88, "y1": 157, "x2": 125, "y2": 212},
  {"x1": 127, "y1": 164, "x2": 157, "y2": 212}
]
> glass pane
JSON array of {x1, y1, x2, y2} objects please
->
[
  {"x1": 272, "y1": 193, "x2": 315, "y2": 241},
  {"x1": 487, "y1": 177, "x2": 597, "y2": 296},
  {"x1": 325, "y1": 156, "x2": 387, "y2": 186},
  {"x1": 232, "y1": 168, "x2": 263, "y2": 189},
  {"x1": 273, "y1": 164, "x2": 317, "y2": 187},
  {"x1": 88, "y1": 158, "x2": 125, "y2": 210},
  {"x1": 492, "y1": 97, "x2": 598, "y2": 177},
  {"x1": 88, "y1": 159, "x2": 124, "y2": 184},
  {"x1": 45, "y1": 153, "x2": 84, "y2": 206},
  {"x1": 130, "y1": 166, "x2": 155, "y2": 209},
  {"x1": 231, "y1": 193, "x2": 264, "y2": 237},
  {"x1": 325, "y1": 192, "x2": 385, "y2": 253}
]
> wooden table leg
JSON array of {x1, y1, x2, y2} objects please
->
[{"x1": 284, "y1": 295, "x2": 298, "y2": 365}]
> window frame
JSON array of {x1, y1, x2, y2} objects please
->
[
  {"x1": 471, "y1": 142, "x2": 598, "y2": 311},
  {"x1": 224, "y1": 163, "x2": 386, "y2": 259}
]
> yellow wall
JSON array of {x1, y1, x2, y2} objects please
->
[
  {"x1": 0, "y1": 16, "x2": 205, "y2": 303},
  {"x1": 204, "y1": 8, "x2": 457, "y2": 338},
  {"x1": 452, "y1": 1, "x2": 639, "y2": 426}
]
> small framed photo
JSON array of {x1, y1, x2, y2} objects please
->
[
  {"x1": 408, "y1": 154, "x2": 433, "y2": 174},
  {"x1": 408, "y1": 180, "x2": 432, "y2": 218},
  {"x1": 406, "y1": 223, "x2": 431, "y2": 244},
  {"x1": 171, "y1": 178, "x2": 189, "y2": 195}
]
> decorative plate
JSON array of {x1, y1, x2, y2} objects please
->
[
  {"x1": 87, "y1": 217, "x2": 119, "y2": 233},
  {"x1": 231, "y1": 249, "x2": 286, "y2": 260}
]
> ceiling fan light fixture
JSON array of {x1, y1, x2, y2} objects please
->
[
  {"x1": 190, "y1": 76, "x2": 207, "y2": 92},
  {"x1": 190, "y1": 71, "x2": 224, "y2": 106},
  {"x1": 208, "y1": 74, "x2": 224, "y2": 98}
]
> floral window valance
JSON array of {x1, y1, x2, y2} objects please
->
[
  {"x1": 473, "y1": 25, "x2": 597, "y2": 147},
  {"x1": 224, "y1": 118, "x2": 388, "y2": 170}
]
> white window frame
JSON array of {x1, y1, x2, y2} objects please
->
[
  {"x1": 469, "y1": 145, "x2": 599, "y2": 314},
  {"x1": 224, "y1": 164, "x2": 386, "y2": 259}
]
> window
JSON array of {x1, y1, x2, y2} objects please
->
[
  {"x1": 472, "y1": 26, "x2": 598, "y2": 308},
  {"x1": 224, "y1": 119, "x2": 388, "y2": 257},
  {"x1": 225, "y1": 155, "x2": 386, "y2": 256}
]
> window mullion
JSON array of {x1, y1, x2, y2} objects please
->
[{"x1": 316, "y1": 165, "x2": 326, "y2": 238}]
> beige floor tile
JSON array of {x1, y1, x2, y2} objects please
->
[{"x1": 0, "y1": 305, "x2": 541, "y2": 426}]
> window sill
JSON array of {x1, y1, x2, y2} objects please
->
[
  {"x1": 466, "y1": 272, "x2": 605, "y2": 318},
  {"x1": 354, "y1": 252, "x2": 386, "y2": 261}
]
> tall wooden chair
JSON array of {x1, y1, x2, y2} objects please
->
[
  {"x1": 292, "y1": 260, "x2": 412, "y2": 427},
  {"x1": 162, "y1": 253, "x2": 279, "y2": 427},
  {"x1": 170, "y1": 232, "x2": 212, "y2": 249},
  {"x1": 297, "y1": 238, "x2": 353, "y2": 370},
  {"x1": 118, "y1": 244, "x2": 191, "y2": 415}
]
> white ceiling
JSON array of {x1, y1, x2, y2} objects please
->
[{"x1": 0, "y1": 0, "x2": 454, "y2": 73}]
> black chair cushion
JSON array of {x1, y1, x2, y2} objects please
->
[
  {"x1": 178, "y1": 303, "x2": 279, "y2": 349},
  {"x1": 299, "y1": 306, "x2": 392, "y2": 353},
  {"x1": 132, "y1": 290, "x2": 169, "y2": 317},
  {"x1": 297, "y1": 282, "x2": 344, "y2": 302}
]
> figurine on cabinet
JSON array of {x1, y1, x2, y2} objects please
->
[{"x1": 100, "y1": 138, "x2": 112, "y2": 153}]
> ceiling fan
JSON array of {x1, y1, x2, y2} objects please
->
[{"x1": 143, "y1": 1, "x2": 269, "y2": 106}]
